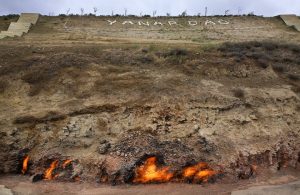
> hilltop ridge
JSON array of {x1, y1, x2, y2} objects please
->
[{"x1": 0, "y1": 15, "x2": 300, "y2": 44}]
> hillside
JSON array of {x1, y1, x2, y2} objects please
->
[{"x1": 0, "y1": 15, "x2": 299, "y2": 194}]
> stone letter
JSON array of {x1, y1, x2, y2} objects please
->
[
  {"x1": 188, "y1": 21, "x2": 198, "y2": 26},
  {"x1": 122, "y1": 21, "x2": 134, "y2": 25},
  {"x1": 218, "y1": 19, "x2": 230, "y2": 25},
  {"x1": 107, "y1": 20, "x2": 117, "y2": 25},
  {"x1": 205, "y1": 20, "x2": 216, "y2": 25},
  {"x1": 138, "y1": 21, "x2": 150, "y2": 26},
  {"x1": 153, "y1": 21, "x2": 164, "y2": 26},
  {"x1": 168, "y1": 21, "x2": 178, "y2": 26}
]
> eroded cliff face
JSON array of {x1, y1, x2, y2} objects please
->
[{"x1": 0, "y1": 41, "x2": 299, "y2": 183}]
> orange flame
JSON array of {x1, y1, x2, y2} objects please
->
[
  {"x1": 183, "y1": 162, "x2": 208, "y2": 178},
  {"x1": 182, "y1": 162, "x2": 217, "y2": 183},
  {"x1": 62, "y1": 159, "x2": 72, "y2": 169},
  {"x1": 133, "y1": 157, "x2": 174, "y2": 183},
  {"x1": 194, "y1": 170, "x2": 217, "y2": 182},
  {"x1": 44, "y1": 160, "x2": 59, "y2": 180},
  {"x1": 21, "y1": 156, "x2": 29, "y2": 174}
]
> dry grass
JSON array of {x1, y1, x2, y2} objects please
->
[
  {"x1": 219, "y1": 41, "x2": 299, "y2": 71},
  {"x1": 219, "y1": 41, "x2": 300, "y2": 53},
  {"x1": 0, "y1": 41, "x2": 299, "y2": 99},
  {"x1": 155, "y1": 48, "x2": 190, "y2": 65},
  {"x1": 20, "y1": 53, "x2": 92, "y2": 96}
]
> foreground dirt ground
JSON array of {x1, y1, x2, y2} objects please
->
[
  {"x1": 1, "y1": 171, "x2": 300, "y2": 195},
  {"x1": 0, "y1": 15, "x2": 299, "y2": 193}
]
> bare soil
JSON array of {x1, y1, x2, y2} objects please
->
[{"x1": 1, "y1": 169, "x2": 300, "y2": 195}]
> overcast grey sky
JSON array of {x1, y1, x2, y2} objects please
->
[{"x1": 0, "y1": 0, "x2": 300, "y2": 16}]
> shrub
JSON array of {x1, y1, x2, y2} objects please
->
[
  {"x1": 168, "y1": 48, "x2": 188, "y2": 56},
  {"x1": 282, "y1": 57, "x2": 293, "y2": 63},
  {"x1": 257, "y1": 59, "x2": 269, "y2": 69},
  {"x1": 3, "y1": 14, "x2": 19, "y2": 19},
  {"x1": 219, "y1": 41, "x2": 299, "y2": 55},
  {"x1": 232, "y1": 88, "x2": 245, "y2": 98},
  {"x1": 291, "y1": 45, "x2": 300, "y2": 53},
  {"x1": 262, "y1": 42, "x2": 278, "y2": 51},
  {"x1": 28, "y1": 85, "x2": 43, "y2": 96},
  {"x1": 288, "y1": 73, "x2": 300, "y2": 81},
  {"x1": 272, "y1": 64, "x2": 286, "y2": 73},
  {"x1": 247, "y1": 52, "x2": 263, "y2": 60},
  {"x1": 234, "y1": 56, "x2": 243, "y2": 63},
  {"x1": 283, "y1": 44, "x2": 300, "y2": 53},
  {"x1": 252, "y1": 41, "x2": 262, "y2": 47},
  {"x1": 22, "y1": 72, "x2": 47, "y2": 84},
  {"x1": 141, "y1": 48, "x2": 149, "y2": 53},
  {"x1": 137, "y1": 55, "x2": 154, "y2": 64}
]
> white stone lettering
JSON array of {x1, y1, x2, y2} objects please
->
[
  {"x1": 153, "y1": 21, "x2": 164, "y2": 26},
  {"x1": 168, "y1": 21, "x2": 178, "y2": 26},
  {"x1": 205, "y1": 20, "x2": 216, "y2": 25},
  {"x1": 188, "y1": 21, "x2": 198, "y2": 26},
  {"x1": 122, "y1": 21, "x2": 134, "y2": 25},
  {"x1": 107, "y1": 20, "x2": 117, "y2": 25},
  {"x1": 107, "y1": 19, "x2": 230, "y2": 27},
  {"x1": 218, "y1": 19, "x2": 230, "y2": 25},
  {"x1": 138, "y1": 21, "x2": 150, "y2": 26}
]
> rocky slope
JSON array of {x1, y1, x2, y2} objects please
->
[{"x1": 0, "y1": 39, "x2": 299, "y2": 183}]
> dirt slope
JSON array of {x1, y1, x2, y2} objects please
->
[{"x1": 0, "y1": 16, "x2": 299, "y2": 186}]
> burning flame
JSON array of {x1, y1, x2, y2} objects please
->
[
  {"x1": 133, "y1": 157, "x2": 174, "y2": 183},
  {"x1": 183, "y1": 162, "x2": 208, "y2": 178},
  {"x1": 194, "y1": 170, "x2": 217, "y2": 182},
  {"x1": 182, "y1": 162, "x2": 217, "y2": 183},
  {"x1": 44, "y1": 160, "x2": 59, "y2": 180},
  {"x1": 133, "y1": 157, "x2": 218, "y2": 184},
  {"x1": 22, "y1": 156, "x2": 29, "y2": 174},
  {"x1": 62, "y1": 159, "x2": 72, "y2": 169}
]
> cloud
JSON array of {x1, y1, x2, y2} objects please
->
[{"x1": 0, "y1": 0, "x2": 299, "y2": 16}]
